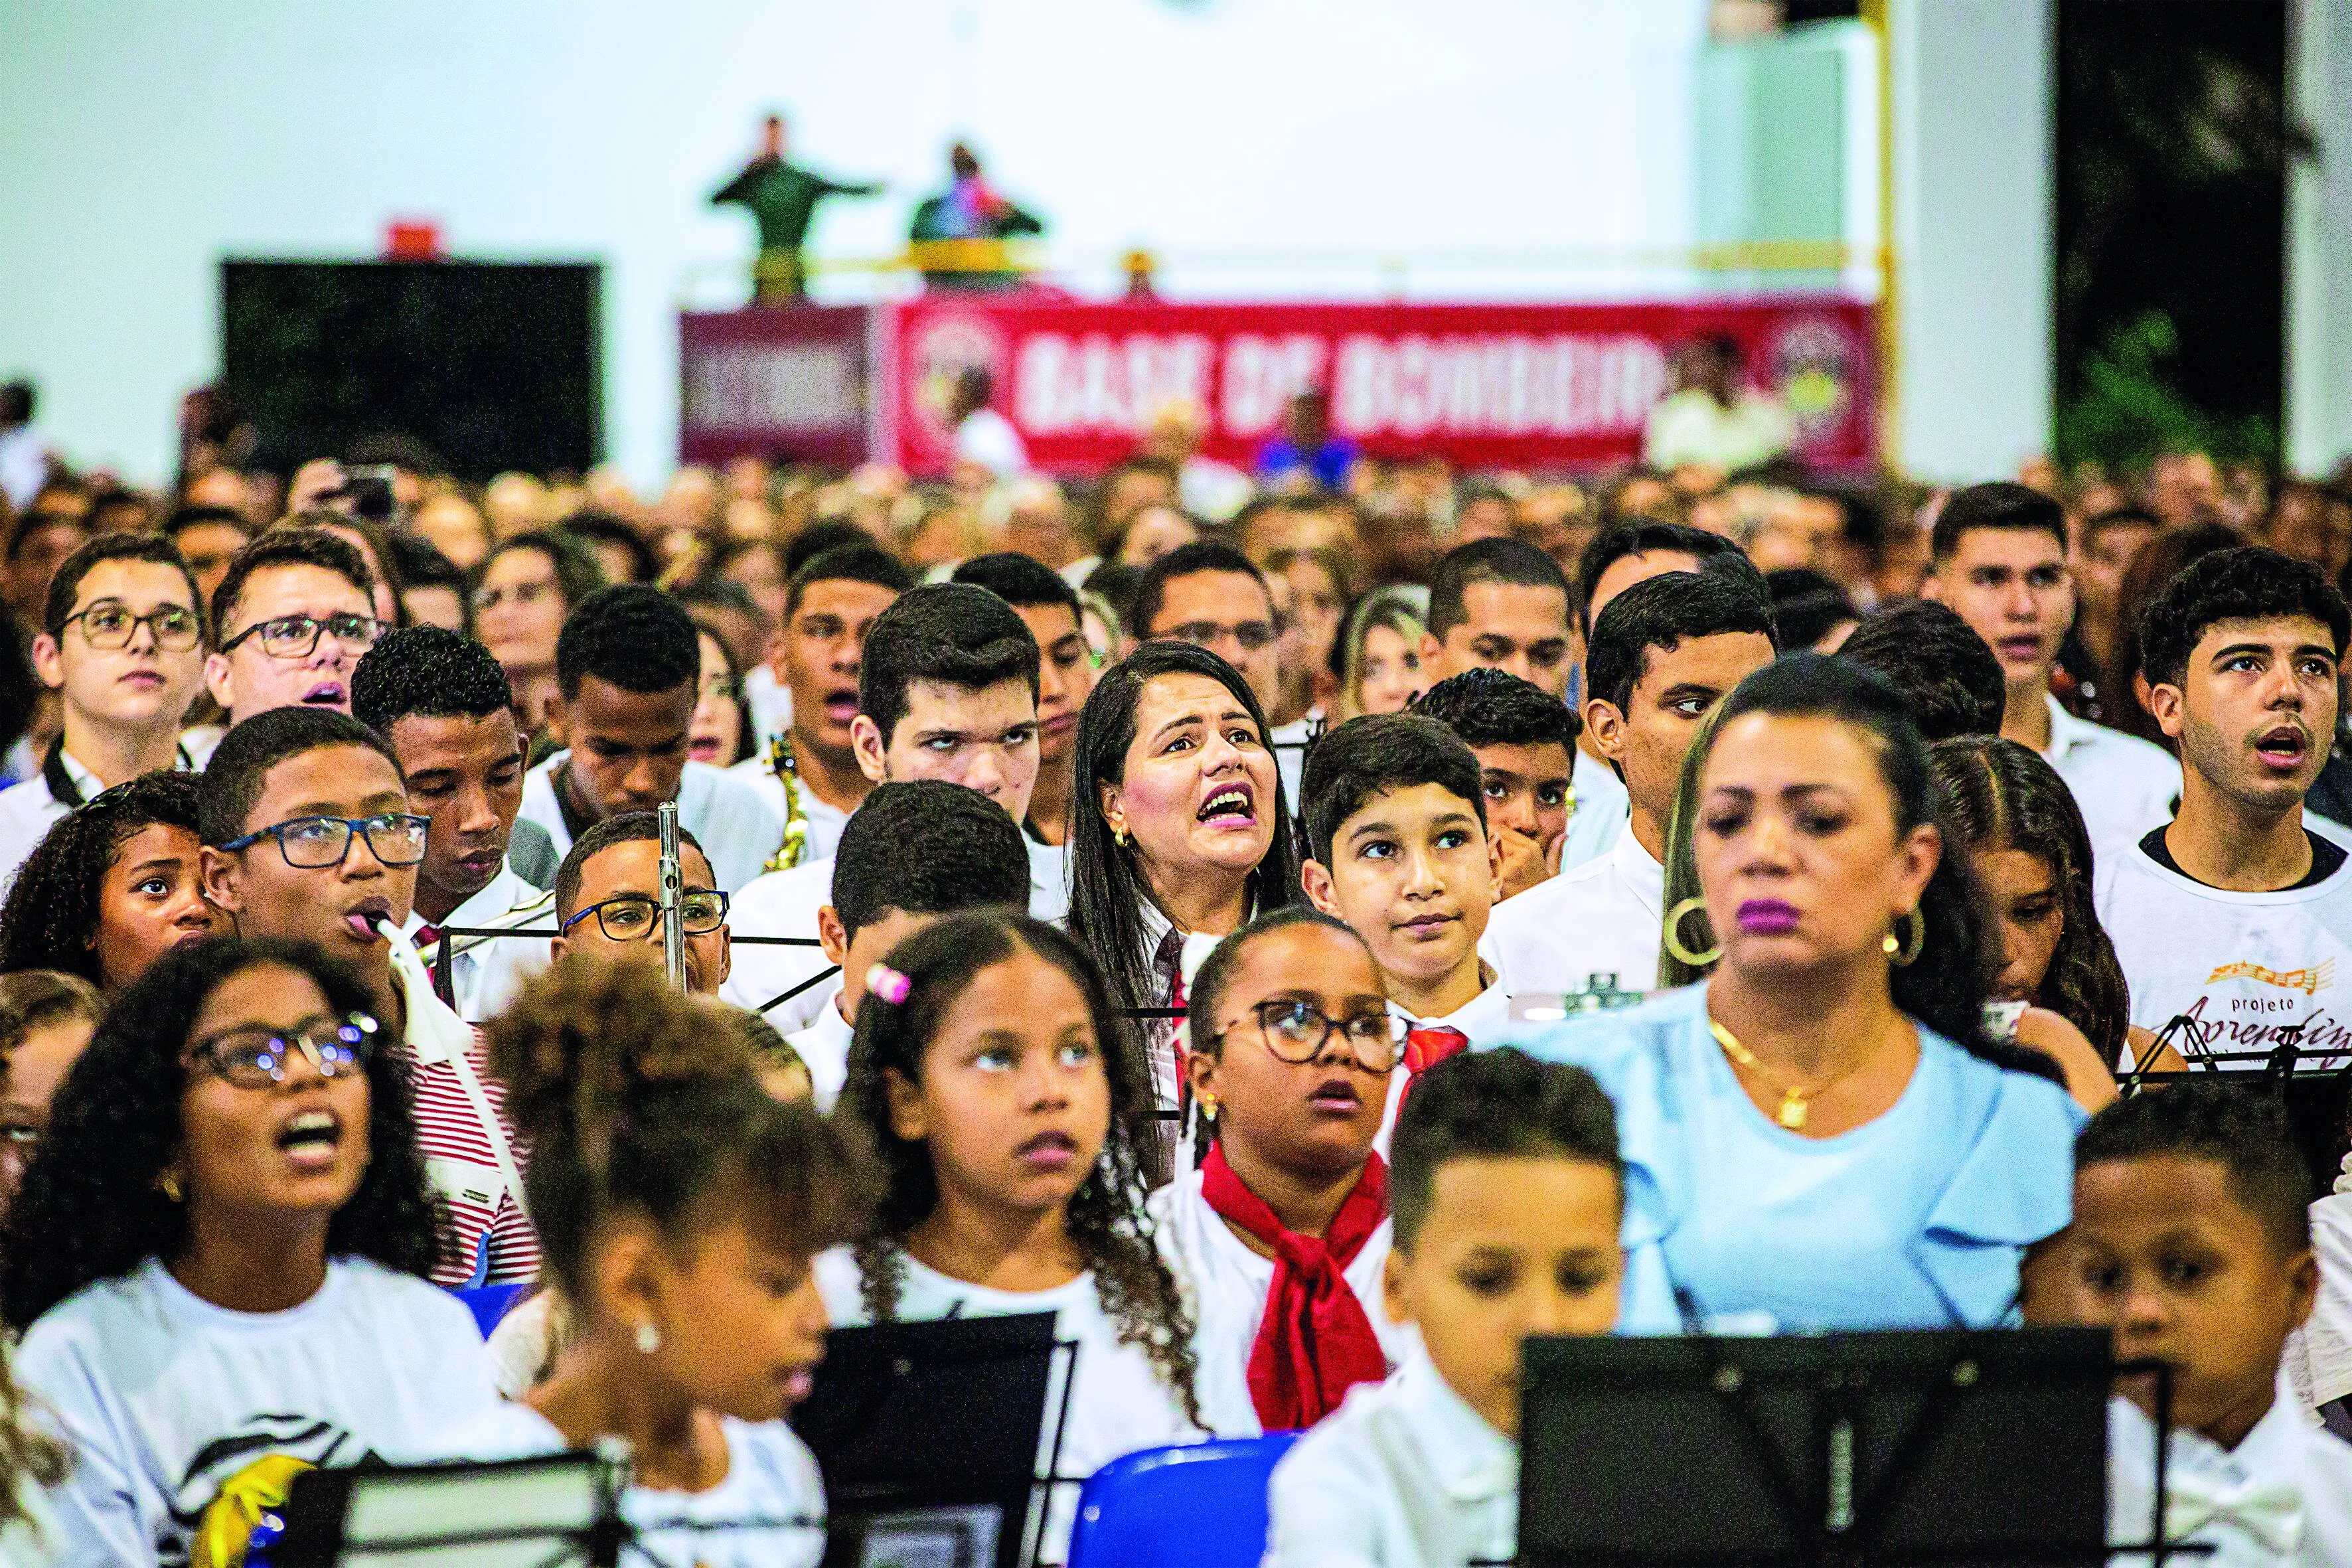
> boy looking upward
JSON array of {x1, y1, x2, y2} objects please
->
[
  {"x1": 2032, "y1": 1085, "x2": 2352, "y2": 1565},
  {"x1": 1263, "y1": 1048, "x2": 1625, "y2": 1568},
  {"x1": 1302, "y1": 714, "x2": 1506, "y2": 1091},
  {"x1": 200, "y1": 529, "x2": 381, "y2": 734},
  {"x1": 2096, "y1": 548, "x2": 2352, "y2": 1065},
  {"x1": 1488, "y1": 568, "x2": 1777, "y2": 996},
  {"x1": 1922, "y1": 482, "x2": 2178, "y2": 846}
]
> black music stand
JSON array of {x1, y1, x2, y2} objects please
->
[
  {"x1": 262, "y1": 1446, "x2": 621, "y2": 1566},
  {"x1": 1517, "y1": 1328, "x2": 2121, "y2": 1567},
  {"x1": 791, "y1": 1312, "x2": 1074, "y2": 1568}
]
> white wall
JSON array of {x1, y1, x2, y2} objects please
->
[
  {"x1": 2290, "y1": 0, "x2": 2352, "y2": 475},
  {"x1": 0, "y1": 0, "x2": 1716, "y2": 487},
  {"x1": 1887, "y1": 0, "x2": 2055, "y2": 481}
]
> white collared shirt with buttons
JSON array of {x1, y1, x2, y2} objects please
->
[
  {"x1": 2042, "y1": 693, "x2": 2181, "y2": 850},
  {"x1": 400, "y1": 859, "x2": 555, "y2": 1024},
  {"x1": 2109, "y1": 1375, "x2": 2352, "y2": 1567},
  {"x1": 1485, "y1": 825, "x2": 1664, "y2": 998},
  {"x1": 0, "y1": 749, "x2": 101, "y2": 891},
  {"x1": 1263, "y1": 1345, "x2": 1518, "y2": 1568}
]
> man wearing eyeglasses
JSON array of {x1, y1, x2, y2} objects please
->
[
  {"x1": 550, "y1": 812, "x2": 732, "y2": 996},
  {"x1": 1133, "y1": 540, "x2": 1301, "y2": 803},
  {"x1": 197, "y1": 529, "x2": 383, "y2": 745},
  {"x1": 195, "y1": 704, "x2": 541, "y2": 1287},
  {"x1": 0, "y1": 536, "x2": 209, "y2": 882}
]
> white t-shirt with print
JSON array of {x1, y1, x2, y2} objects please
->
[
  {"x1": 2096, "y1": 829, "x2": 2352, "y2": 1068},
  {"x1": 11, "y1": 1257, "x2": 511, "y2": 1568},
  {"x1": 813, "y1": 1246, "x2": 1204, "y2": 1564}
]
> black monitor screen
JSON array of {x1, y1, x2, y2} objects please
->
[{"x1": 222, "y1": 259, "x2": 601, "y2": 481}]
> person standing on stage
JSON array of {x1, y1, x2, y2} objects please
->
[
  {"x1": 710, "y1": 113, "x2": 881, "y2": 303},
  {"x1": 909, "y1": 141, "x2": 1043, "y2": 290}
]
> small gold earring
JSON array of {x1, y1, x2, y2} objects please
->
[
  {"x1": 1112, "y1": 824, "x2": 1131, "y2": 849},
  {"x1": 1198, "y1": 1093, "x2": 1219, "y2": 1121},
  {"x1": 157, "y1": 1170, "x2": 183, "y2": 1204},
  {"x1": 635, "y1": 1321, "x2": 661, "y2": 1354},
  {"x1": 1883, "y1": 908, "x2": 1925, "y2": 967}
]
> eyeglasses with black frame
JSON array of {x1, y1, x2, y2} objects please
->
[
  {"x1": 221, "y1": 813, "x2": 430, "y2": 869},
  {"x1": 1160, "y1": 618, "x2": 1278, "y2": 655},
  {"x1": 560, "y1": 890, "x2": 730, "y2": 941},
  {"x1": 63, "y1": 599, "x2": 203, "y2": 653},
  {"x1": 218, "y1": 612, "x2": 385, "y2": 661},
  {"x1": 183, "y1": 1012, "x2": 380, "y2": 1091},
  {"x1": 1213, "y1": 998, "x2": 1409, "y2": 1070}
]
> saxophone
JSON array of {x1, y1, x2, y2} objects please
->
[{"x1": 763, "y1": 732, "x2": 812, "y2": 873}]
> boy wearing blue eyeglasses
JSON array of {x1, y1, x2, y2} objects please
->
[{"x1": 196, "y1": 703, "x2": 540, "y2": 1286}]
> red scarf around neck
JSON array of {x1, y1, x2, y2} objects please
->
[{"x1": 1200, "y1": 1140, "x2": 1391, "y2": 1431}]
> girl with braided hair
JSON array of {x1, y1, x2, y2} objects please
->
[
  {"x1": 483, "y1": 953, "x2": 878, "y2": 1567},
  {"x1": 826, "y1": 909, "x2": 1204, "y2": 1564},
  {"x1": 0, "y1": 771, "x2": 224, "y2": 989}
]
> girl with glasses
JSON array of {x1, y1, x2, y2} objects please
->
[
  {"x1": 1152, "y1": 909, "x2": 1411, "y2": 1437},
  {"x1": 0, "y1": 937, "x2": 509, "y2": 1567},
  {"x1": 825, "y1": 910, "x2": 1203, "y2": 1565}
]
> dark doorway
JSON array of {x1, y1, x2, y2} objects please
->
[{"x1": 2054, "y1": 0, "x2": 2305, "y2": 468}]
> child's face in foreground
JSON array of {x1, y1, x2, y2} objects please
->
[
  {"x1": 1306, "y1": 783, "x2": 1499, "y2": 993},
  {"x1": 649, "y1": 1218, "x2": 831, "y2": 1425},
  {"x1": 1383, "y1": 1154, "x2": 1622, "y2": 1439},
  {"x1": 2045, "y1": 1154, "x2": 2317, "y2": 1445}
]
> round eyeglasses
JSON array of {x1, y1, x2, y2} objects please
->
[
  {"x1": 1214, "y1": 1000, "x2": 1409, "y2": 1070},
  {"x1": 561, "y1": 891, "x2": 730, "y2": 941},
  {"x1": 184, "y1": 1012, "x2": 380, "y2": 1090},
  {"x1": 64, "y1": 600, "x2": 203, "y2": 652},
  {"x1": 221, "y1": 813, "x2": 430, "y2": 869}
]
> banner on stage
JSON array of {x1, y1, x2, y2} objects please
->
[{"x1": 682, "y1": 295, "x2": 1874, "y2": 474}]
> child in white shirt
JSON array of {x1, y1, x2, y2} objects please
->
[
  {"x1": 2029, "y1": 1083, "x2": 2352, "y2": 1566},
  {"x1": 1154, "y1": 909, "x2": 1414, "y2": 1436},
  {"x1": 481, "y1": 954, "x2": 878, "y2": 1568},
  {"x1": 1301, "y1": 713, "x2": 1510, "y2": 1147},
  {"x1": 1263, "y1": 1047, "x2": 1627, "y2": 1568},
  {"x1": 821, "y1": 909, "x2": 1204, "y2": 1565}
]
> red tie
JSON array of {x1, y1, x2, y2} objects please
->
[
  {"x1": 1200, "y1": 1142, "x2": 1391, "y2": 1431},
  {"x1": 1403, "y1": 1025, "x2": 1470, "y2": 1075}
]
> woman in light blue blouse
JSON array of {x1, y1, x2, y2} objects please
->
[{"x1": 1520, "y1": 654, "x2": 2084, "y2": 1334}]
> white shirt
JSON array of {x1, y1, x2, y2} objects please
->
[
  {"x1": 11, "y1": 1257, "x2": 512, "y2": 1568},
  {"x1": 492, "y1": 1404, "x2": 826, "y2": 1568},
  {"x1": 1379, "y1": 981, "x2": 1514, "y2": 1156},
  {"x1": 1640, "y1": 387, "x2": 1795, "y2": 473},
  {"x1": 0, "y1": 424, "x2": 44, "y2": 511},
  {"x1": 0, "y1": 751, "x2": 97, "y2": 892},
  {"x1": 955, "y1": 408, "x2": 1030, "y2": 478},
  {"x1": 2108, "y1": 1379, "x2": 2352, "y2": 1567},
  {"x1": 1262, "y1": 1345, "x2": 1518, "y2": 1568},
  {"x1": 1269, "y1": 714, "x2": 1316, "y2": 812},
  {"x1": 2095, "y1": 832, "x2": 2352, "y2": 1067},
  {"x1": 784, "y1": 1000, "x2": 855, "y2": 1109},
  {"x1": 1555, "y1": 747, "x2": 1627, "y2": 874},
  {"x1": 727, "y1": 754, "x2": 851, "y2": 868},
  {"x1": 1146, "y1": 1169, "x2": 1410, "y2": 1439},
  {"x1": 815, "y1": 1247, "x2": 1204, "y2": 1565},
  {"x1": 400, "y1": 859, "x2": 554, "y2": 1024},
  {"x1": 2290, "y1": 1192, "x2": 2352, "y2": 1414},
  {"x1": 1485, "y1": 826, "x2": 1664, "y2": 998},
  {"x1": 2043, "y1": 694, "x2": 2181, "y2": 851},
  {"x1": 518, "y1": 753, "x2": 785, "y2": 894},
  {"x1": 722, "y1": 835, "x2": 1069, "y2": 1034},
  {"x1": 743, "y1": 663, "x2": 793, "y2": 753}
]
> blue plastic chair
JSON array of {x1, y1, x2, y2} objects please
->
[
  {"x1": 451, "y1": 1281, "x2": 530, "y2": 1339},
  {"x1": 1065, "y1": 1434, "x2": 1300, "y2": 1568}
]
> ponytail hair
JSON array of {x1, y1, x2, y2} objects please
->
[
  {"x1": 483, "y1": 953, "x2": 876, "y2": 1303},
  {"x1": 836, "y1": 910, "x2": 1202, "y2": 1425}
]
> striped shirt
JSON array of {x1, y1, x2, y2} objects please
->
[{"x1": 405, "y1": 1018, "x2": 541, "y2": 1287}]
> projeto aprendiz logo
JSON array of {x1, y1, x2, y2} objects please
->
[{"x1": 2206, "y1": 959, "x2": 2336, "y2": 996}]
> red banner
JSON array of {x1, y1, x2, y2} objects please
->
[
  {"x1": 880, "y1": 295, "x2": 1875, "y2": 475},
  {"x1": 680, "y1": 305, "x2": 874, "y2": 466}
]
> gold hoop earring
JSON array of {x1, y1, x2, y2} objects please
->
[
  {"x1": 1112, "y1": 824, "x2": 1131, "y2": 850},
  {"x1": 1661, "y1": 896, "x2": 1721, "y2": 969},
  {"x1": 1883, "y1": 908, "x2": 1925, "y2": 967}
]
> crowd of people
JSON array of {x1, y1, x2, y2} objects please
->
[{"x1": 1, "y1": 380, "x2": 2351, "y2": 1565}]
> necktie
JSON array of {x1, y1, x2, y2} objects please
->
[
  {"x1": 2163, "y1": 1471, "x2": 2304, "y2": 1556},
  {"x1": 1200, "y1": 1142, "x2": 1391, "y2": 1431},
  {"x1": 1404, "y1": 1025, "x2": 1470, "y2": 1075},
  {"x1": 413, "y1": 923, "x2": 445, "y2": 988}
]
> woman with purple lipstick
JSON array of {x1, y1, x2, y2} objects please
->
[{"x1": 1520, "y1": 655, "x2": 2084, "y2": 1335}]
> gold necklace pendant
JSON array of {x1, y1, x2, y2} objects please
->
[
  {"x1": 1774, "y1": 1091, "x2": 1809, "y2": 1131},
  {"x1": 1712, "y1": 1019, "x2": 1817, "y2": 1131}
]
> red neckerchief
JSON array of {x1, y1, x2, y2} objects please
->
[{"x1": 1199, "y1": 1141, "x2": 1390, "y2": 1431}]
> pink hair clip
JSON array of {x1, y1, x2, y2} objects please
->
[{"x1": 866, "y1": 963, "x2": 913, "y2": 1006}]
